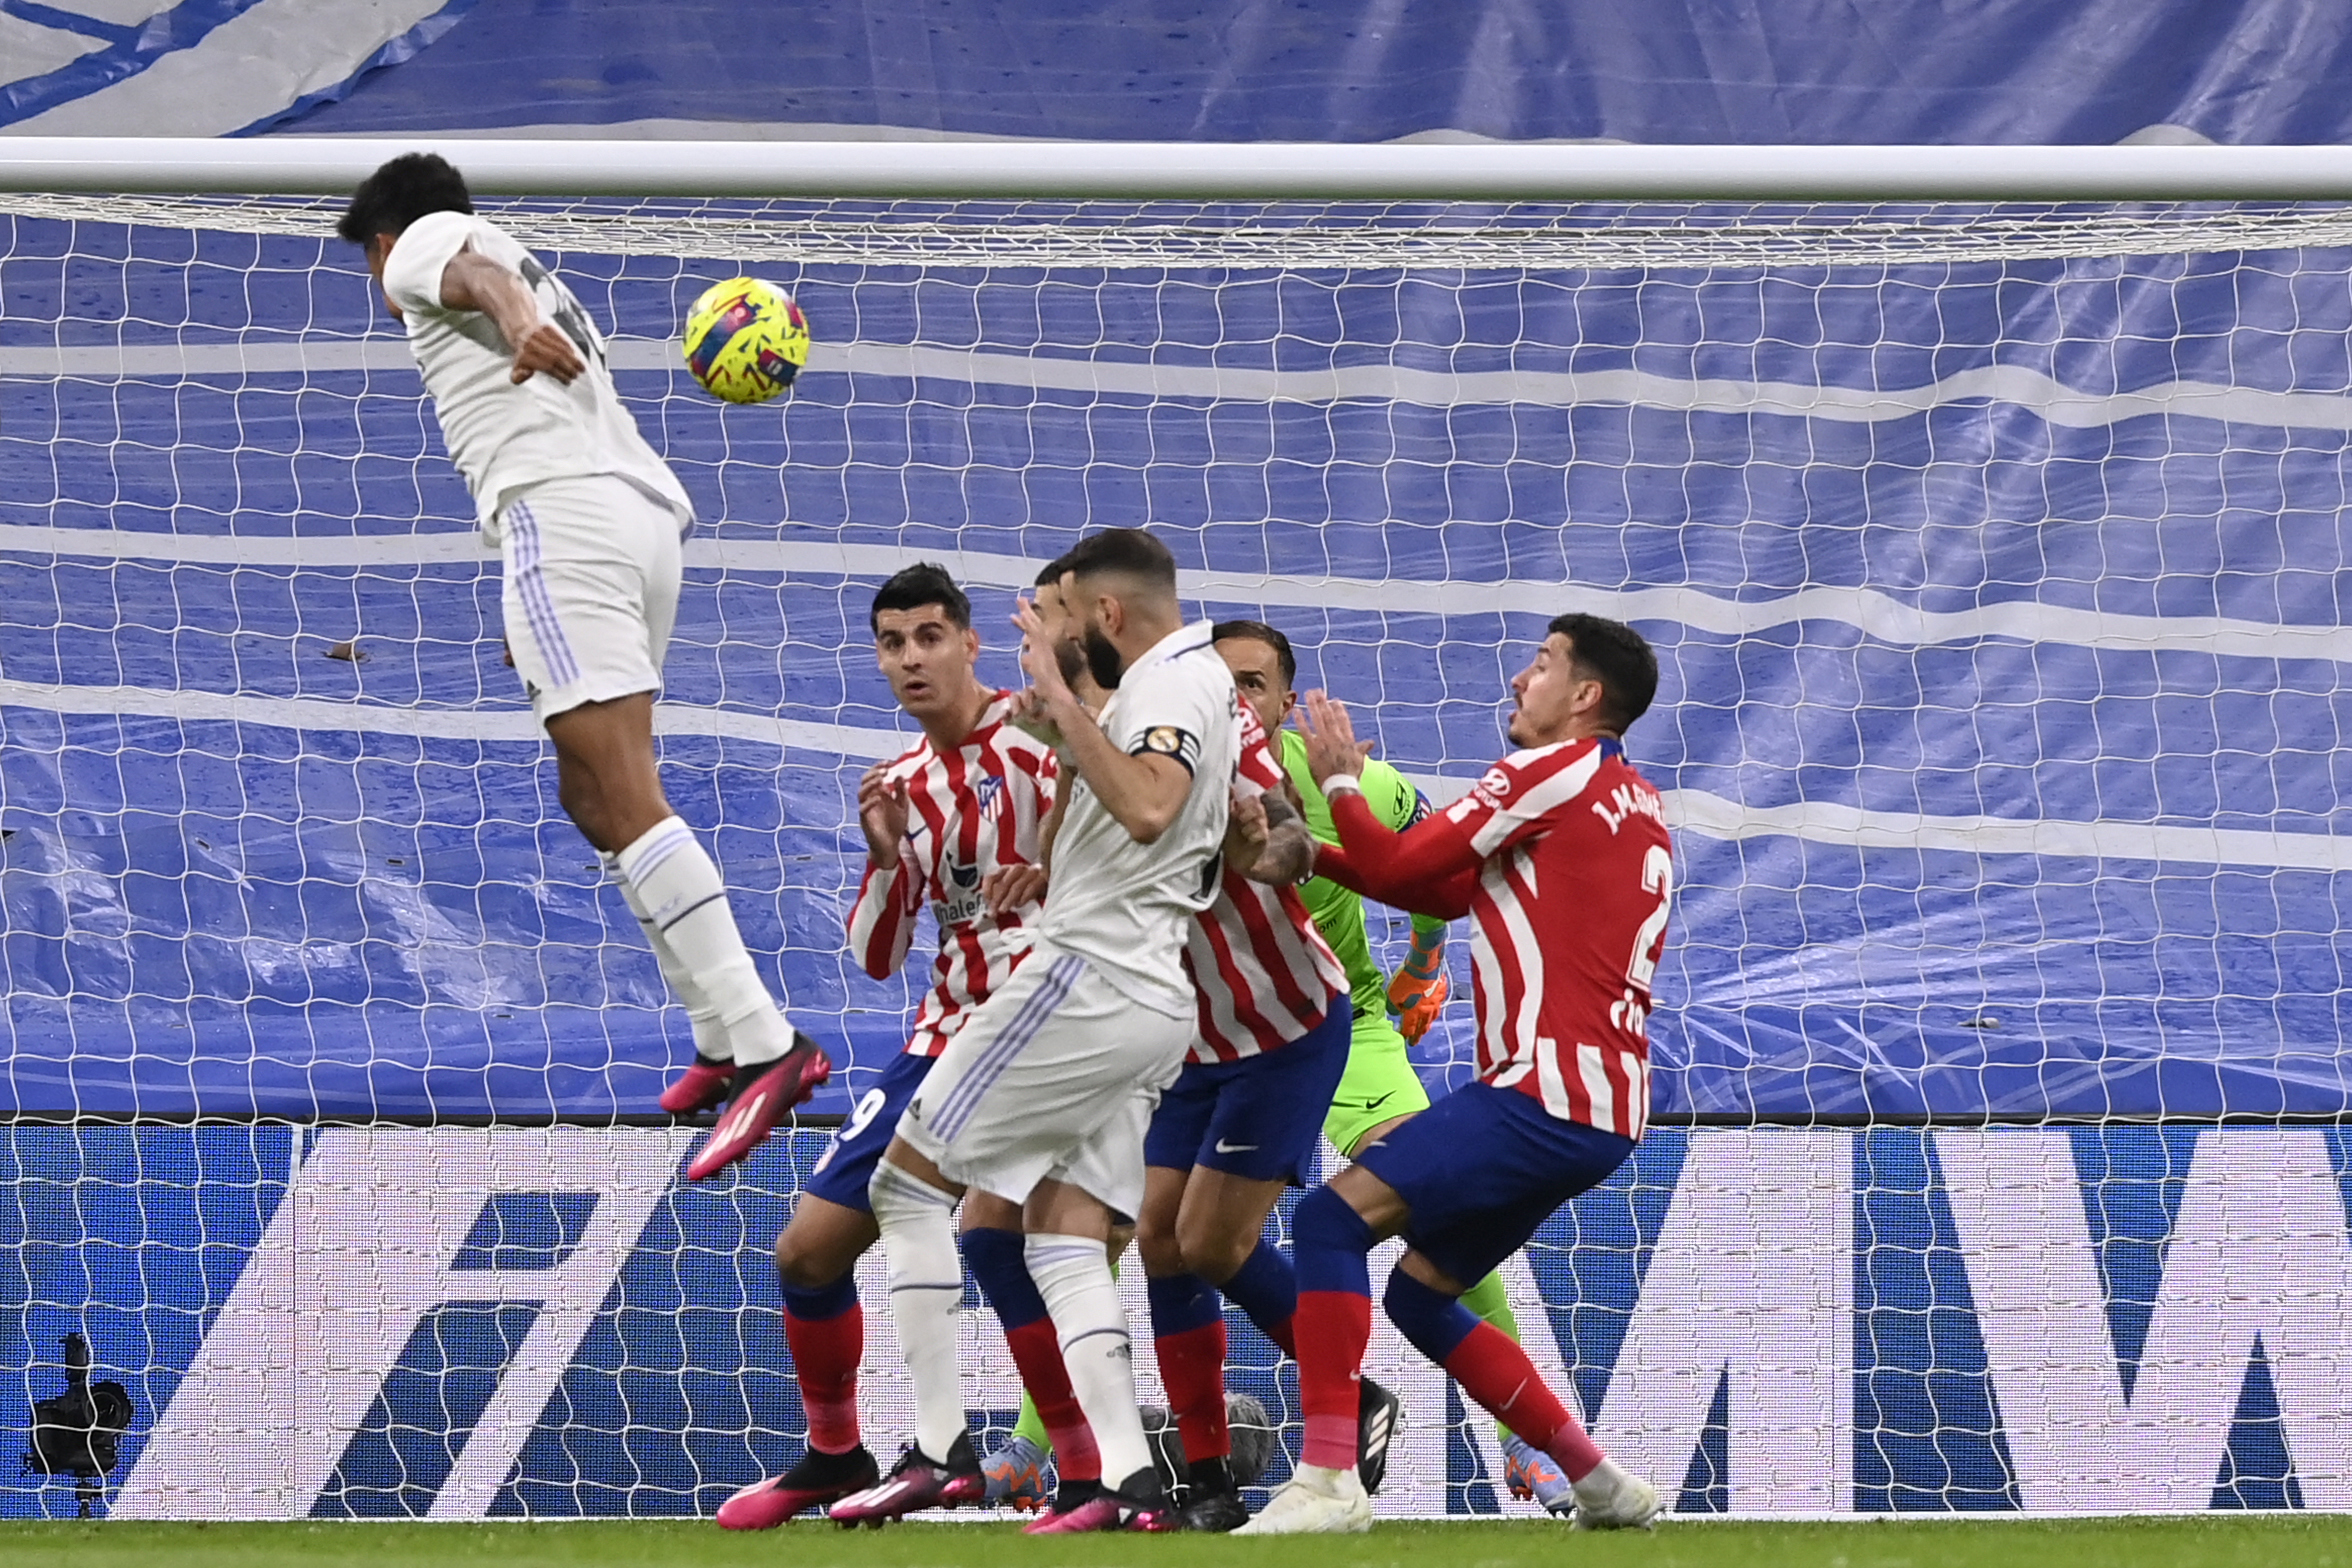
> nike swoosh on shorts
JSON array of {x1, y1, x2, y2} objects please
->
[{"x1": 1214, "y1": 1138, "x2": 1257, "y2": 1154}]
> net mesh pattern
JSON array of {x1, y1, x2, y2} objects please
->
[{"x1": 1, "y1": 190, "x2": 2346, "y2": 1519}]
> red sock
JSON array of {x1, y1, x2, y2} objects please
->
[
  {"x1": 1294, "y1": 1289, "x2": 1372, "y2": 1471},
  {"x1": 1442, "y1": 1321, "x2": 1604, "y2": 1480},
  {"x1": 1155, "y1": 1319, "x2": 1231, "y2": 1463},
  {"x1": 782, "y1": 1302, "x2": 863, "y2": 1454},
  {"x1": 1003, "y1": 1316, "x2": 1101, "y2": 1482}
]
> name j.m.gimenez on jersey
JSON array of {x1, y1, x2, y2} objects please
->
[{"x1": 1590, "y1": 782, "x2": 1665, "y2": 836}]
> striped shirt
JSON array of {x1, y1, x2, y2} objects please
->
[
  {"x1": 846, "y1": 693, "x2": 1058, "y2": 1057},
  {"x1": 1181, "y1": 703, "x2": 1347, "y2": 1063},
  {"x1": 1440, "y1": 736, "x2": 1671, "y2": 1139}
]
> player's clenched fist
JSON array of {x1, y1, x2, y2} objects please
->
[
  {"x1": 509, "y1": 321, "x2": 585, "y2": 385},
  {"x1": 857, "y1": 762, "x2": 911, "y2": 867},
  {"x1": 1223, "y1": 785, "x2": 1270, "y2": 869},
  {"x1": 981, "y1": 862, "x2": 1048, "y2": 915}
]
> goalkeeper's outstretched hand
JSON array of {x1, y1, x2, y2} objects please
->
[
  {"x1": 1386, "y1": 921, "x2": 1451, "y2": 1041},
  {"x1": 1386, "y1": 962, "x2": 1450, "y2": 1043}
]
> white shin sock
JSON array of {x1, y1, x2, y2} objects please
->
[
  {"x1": 601, "y1": 850, "x2": 728, "y2": 1063},
  {"x1": 614, "y1": 816, "x2": 791, "y2": 1065},
  {"x1": 1025, "y1": 1230, "x2": 1152, "y2": 1488},
  {"x1": 869, "y1": 1160, "x2": 970, "y2": 1462}
]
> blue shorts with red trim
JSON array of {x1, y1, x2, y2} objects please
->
[
  {"x1": 1353, "y1": 1080, "x2": 1635, "y2": 1286},
  {"x1": 1143, "y1": 996, "x2": 1350, "y2": 1184},
  {"x1": 804, "y1": 1047, "x2": 934, "y2": 1212}
]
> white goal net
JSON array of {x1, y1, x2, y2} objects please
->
[{"x1": 1, "y1": 175, "x2": 2347, "y2": 1519}]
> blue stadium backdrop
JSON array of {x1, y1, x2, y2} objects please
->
[
  {"x1": 11, "y1": 0, "x2": 2352, "y2": 145},
  {"x1": 3, "y1": 187, "x2": 2352, "y2": 1516}
]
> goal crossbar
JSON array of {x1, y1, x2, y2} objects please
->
[{"x1": 6, "y1": 135, "x2": 2352, "y2": 201}]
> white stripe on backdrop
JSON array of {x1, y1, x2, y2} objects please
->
[
  {"x1": 9, "y1": 337, "x2": 2352, "y2": 437},
  {"x1": 0, "y1": 526, "x2": 2340, "y2": 665},
  {"x1": 3, "y1": 675, "x2": 2348, "y2": 873}
]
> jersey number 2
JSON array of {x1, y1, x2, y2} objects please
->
[
  {"x1": 1623, "y1": 843, "x2": 1672, "y2": 991},
  {"x1": 1611, "y1": 844, "x2": 1672, "y2": 1037}
]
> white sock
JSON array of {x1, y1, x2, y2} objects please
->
[
  {"x1": 1572, "y1": 1455, "x2": 1630, "y2": 1503},
  {"x1": 869, "y1": 1160, "x2": 969, "y2": 1461},
  {"x1": 614, "y1": 816, "x2": 791, "y2": 1065},
  {"x1": 601, "y1": 851, "x2": 728, "y2": 1063},
  {"x1": 1293, "y1": 1462, "x2": 1354, "y2": 1492},
  {"x1": 1025, "y1": 1230, "x2": 1153, "y2": 1488}
]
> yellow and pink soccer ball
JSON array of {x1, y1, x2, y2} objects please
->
[{"x1": 682, "y1": 276, "x2": 810, "y2": 404}]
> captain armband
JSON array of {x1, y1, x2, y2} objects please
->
[{"x1": 1128, "y1": 724, "x2": 1201, "y2": 774}]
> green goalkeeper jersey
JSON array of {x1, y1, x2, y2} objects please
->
[{"x1": 1279, "y1": 728, "x2": 1446, "y2": 1020}]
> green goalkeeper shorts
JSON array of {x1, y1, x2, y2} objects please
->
[{"x1": 1322, "y1": 1007, "x2": 1435, "y2": 1160}]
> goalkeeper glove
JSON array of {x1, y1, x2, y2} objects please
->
[{"x1": 1385, "y1": 936, "x2": 1450, "y2": 1043}]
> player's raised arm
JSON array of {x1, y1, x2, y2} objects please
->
[
  {"x1": 1294, "y1": 691, "x2": 1480, "y2": 919},
  {"x1": 1361, "y1": 768, "x2": 1453, "y2": 1041},
  {"x1": 845, "y1": 761, "x2": 920, "y2": 980},
  {"x1": 1386, "y1": 908, "x2": 1451, "y2": 1043},
  {"x1": 435, "y1": 249, "x2": 586, "y2": 385},
  {"x1": 362, "y1": 187, "x2": 583, "y2": 387},
  {"x1": 1007, "y1": 557, "x2": 1097, "y2": 882}
]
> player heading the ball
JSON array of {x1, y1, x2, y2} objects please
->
[
  {"x1": 336, "y1": 153, "x2": 830, "y2": 1175},
  {"x1": 1237, "y1": 612, "x2": 1671, "y2": 1536}
]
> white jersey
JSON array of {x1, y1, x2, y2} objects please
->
[
  {"x1": 380, "y1": 211, "x2": 691, "y2": 537},
  {"x1": 1035, "y1": 620, "x2": 1239, "y2": 1018}
]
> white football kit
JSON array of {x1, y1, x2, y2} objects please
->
[
  {"x1": 381, "y1": 210, "x2": 693, "y2": 726},
  {"x1": 895, "y1": 620, "x2": 1241, "y2": 1216}
]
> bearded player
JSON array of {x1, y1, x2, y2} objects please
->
[
  {"x1": 960, "y1": 551, "x2": 1165, "y2": 1524},
  {"x1": 980, "y1": 561, "x2": 1277, "y2": 1518},
  {"x1": 1239, "y1": 612, "x2": 1671, "y2": 1535},
  {"x1": 1214, "y1": 619, "x2": 1583, "y2": 1512},
  {"x1": 714, "y1": 564, "x2": 1056, "y2": 1527},
  {"x1": 831, "y1": 528, "x2": 1236, "y2": 1533},
  {"x1": 335, "y1": 153, "x2": 827, "y2": 1177}
]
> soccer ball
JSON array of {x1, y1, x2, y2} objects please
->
[{"x1": 682, "y1": 277, "x2": 810, "y2": 404}]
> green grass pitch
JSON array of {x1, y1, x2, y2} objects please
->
[{"x1": 5, "y1": 1517, "x2": 2350, "y2": 1568}]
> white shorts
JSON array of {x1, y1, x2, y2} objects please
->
[
  {"x1": 497, "y1": 474, "x2": 688, "y2": 727},
  {"x1": 896, "y1": 944, "x2": 1193, "y2": 1217}
]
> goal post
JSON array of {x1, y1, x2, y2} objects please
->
[{"x1": 2, "y1": 140, "x2": 2348, "y2": 1520}]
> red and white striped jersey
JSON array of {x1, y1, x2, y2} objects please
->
[
  {"x1": 846, "y1": 692, "x2": 1058, "y2": 1057},
  {"x1": 1181, "y1": 702, "x2": 1347, "y2": 1063},
  {"x1": 1439, "y1": 736, "x2": 1671, "y2": 1140}
]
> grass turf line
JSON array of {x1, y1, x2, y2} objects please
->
[{"x1": 3, "y1": 1517, "x2": 2351, "y2": 1568}]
